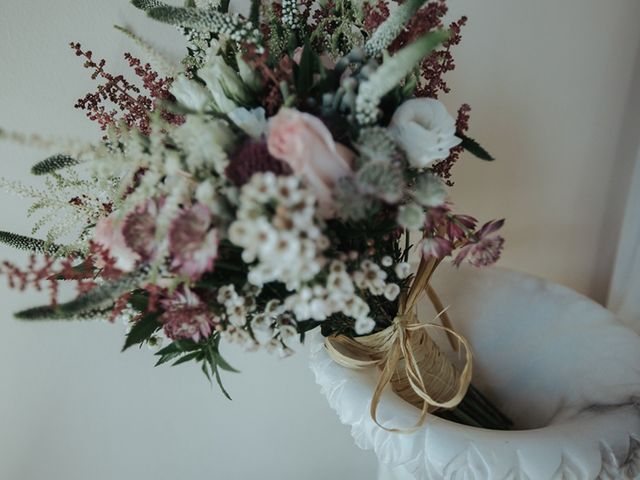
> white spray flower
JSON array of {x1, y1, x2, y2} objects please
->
[{"x1": 389, "y1": 98, "x2": 461, "y2": 168}]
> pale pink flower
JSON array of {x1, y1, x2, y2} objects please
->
[
  {"x1": 168, "y1": 203, "x2": 219, "y2": 280},
  {"x1": 160, "y1": 288, "x2": 217, "y2": 342},
  {"x1": 93, "y1": 215, "x2": 139, "y2": 272},
  {"x1": 267, "y1": 108, "x2": 354, "y2": 218}
]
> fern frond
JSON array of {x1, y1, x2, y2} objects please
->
[
  {"x1": 365, "y1": 0, "x2": 429, "y2": 56},
  {"x1": 31, "y1": 154, "x2": 80, "y2": 176},
  {"x1": 131, "y1": 0, "x2": 167, "y2": 11},
  {"x1": 146, "y1": 6, "x2": 262, "y2": 51},
  {"x1": 114, "y1": 25, "x2": 176, "y2": 77},
  {"x1": 15, "y1": 270, "x2": 147, "y2": 320},
  {"x1": 0, "y1": 231, "x2": 77, "y2": 256}
]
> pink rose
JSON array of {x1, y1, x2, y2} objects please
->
[
  {"x1": 267, "y1": 108, "x2": 354, "y2": 218},
  {"x1": 93, "y1": 215, "x2": 140, "y2": 272}
]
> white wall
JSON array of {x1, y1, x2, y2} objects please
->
[{"x1": 0, "y1": 1, "x2": 638, "y2": 479}]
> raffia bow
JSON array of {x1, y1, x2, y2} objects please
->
[{"x1": 324, "y1": 257, "x2": 473, "y2": 432}]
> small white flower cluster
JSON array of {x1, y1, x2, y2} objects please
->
[
  {"x1": 217, "y1": 284, "x2": 255, "y2": 327},
  {"x1": 229, "y1": 173, "x2": 328, "y2": 290},
  {"x1": 353, "y1": 258, "x2": 401, "y2": 301},
  {"x1": 278, "y1": 260, "x2": 375, "y2": 335},
  {"x1": 281, "y1": 0, "x2": 302, "y2": 30}
]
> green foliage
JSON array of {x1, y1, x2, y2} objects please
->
[
  {"x1": 155, "y1": 334, "x2": 238, "y2": 400},
  {"x1": 459, "y1": 133, "x2": 495, "y2": 161},
  {"x1": 31, "y1": 155, "x2": 80, "y2": 176},
  {"x1": 0, "y1": 231, "x2": 70, "y2": 256},
  {"x1": 122, "y1": 313, "x2": 161, "y2": 351},
  {"x1": 356, "y1": 30, "x2": 450, "y2": 124},
  {"x1": 145, "y1": 6, "x2": 262, "y2": 51},
  {"x1": 131, "y1": 0, "x2": 166, "y2": 11},
  {"x1": 15, "y1": 270, "x2": 146, "y2": 320}
]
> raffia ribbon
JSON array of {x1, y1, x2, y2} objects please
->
[{"x1": 324, "y1": 258, "x2": 473, "y2": 433}]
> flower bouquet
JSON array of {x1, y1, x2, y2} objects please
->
[{"x1": 0, "y1": 0, "x2": 510, "y2": 430}]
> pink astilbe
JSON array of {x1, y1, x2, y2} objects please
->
[
  {"x1": 0, "y1": 254, "x2": 100, "y2": 307},
  {"x1": 415, "y1": 14, "x2": 467, "y2": 99},
  {"x1": 160, "y1": 288, "x2": 219, "y2": 342},
  {"x1": 431, "y1": 103, "x2": 471, "y2": 185},
  {"x1": 362, "y1": 0, "x2": 389, "y2": 33},
  {"x1": 71, "y1": 43, "x2": 183, "y2": 135},
  {"x1": 168, "y1": 203, "x2": 219, "y2": 280},
  {"x1": 0, "y1": 255, "x2": 58, "y2": 305}
]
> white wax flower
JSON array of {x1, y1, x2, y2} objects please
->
[
  {"x1": 170, "y1": 74, "x2": 211, "y2": 111},
  {"x1": 389, "y1": 98, "x2": 461, "y2": 168}
]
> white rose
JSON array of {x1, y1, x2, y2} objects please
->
[
  {"x1": 389, "y1": 98, "x2": 461, "y2": 168},
  {"x1": 170, "y1": 74, "x2": 212, "y2": 111},
  {"x1": 198, "y1": 56, "x2": 252, "y2": 114},
  {"x1": 228, "y1": 107, "x2": 268, "y2": 139}
]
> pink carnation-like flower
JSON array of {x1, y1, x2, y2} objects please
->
[
  {"x1": 160, "y1": 288, "x2": 217, "y2": 342},
  {"x1": 168, "y1": 203, "x2": 219, "y2": 280},
  {"x1": 93, "y1": 214, "x2": 140, "y2": 272},
  {"x1": 267, "y1": 108, "x2": 354, "y2": 218},
  {"x1": 122, "y1": 198, "x2": 162, "y2": 261}
]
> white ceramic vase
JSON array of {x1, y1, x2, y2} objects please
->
[{"x1": 309, "y1": 264, "x2": 640, "y2": 479}]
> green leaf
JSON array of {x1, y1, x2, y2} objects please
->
[
  {"x1": 31, "y1": 155, "x2": 80, "y2": 176},
  {"x1": 218, "y1": 0, "x2": 230, "y2": 13},
  {"x1": 171, "y1": 351, "x2": 203, "y2": 366},
  {"x1": 122, "y1": 313, "x2": 161, "y2": 351},
  {"x1": 249, "y1": 0, "x2": 260, "y2": 23},
  {"x1": 459, "y1": 133, "x2": 495, "y2": 161},
  {"x1": 212, "y1": 350, "x2": 239, "y2": 373},
  {"x1": 295, "y1": 40, "x2": 316, "y2": 99},
  {"x1": 155, "y1": 339, "x2": 199, "y2": 356},
  {"x1": 212, "y1": 362, "x2": 232, "y2": 400}
]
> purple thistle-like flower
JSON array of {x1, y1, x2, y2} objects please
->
[
  {"x1": 160, "y1": 288, "x2": 218, "y2": 342},
  {"x1": 225, "y1": 140, "x2": 292, "y2": 187},
  {"x1": 454, "y1": 219, "x2": 505, "y2": 267},
  {"x1": 168, "y1": 203, "x2": 219, "y2": 280}
]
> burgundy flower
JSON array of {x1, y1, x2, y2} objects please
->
[
  {"x1": 160, "y1": 288, "x2": 218, "y2": 342},
  {"x1": 168, "y1": 203, "x2": 219, "y2": 280},
  {"x1": 225, "y1": 140, "x2": 292, "y2": 187}
]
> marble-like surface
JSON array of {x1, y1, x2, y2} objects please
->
[{"x1": 310, "y1": 265, "x2": 640, "y2": 479}]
